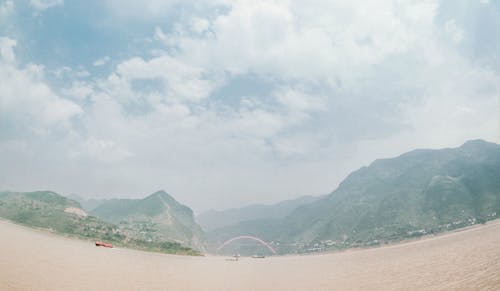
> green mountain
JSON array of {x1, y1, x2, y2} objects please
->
[
  {"x1": 200, "y1": 195, "x2": 322, "y2": 255},
  {"x1": 4, "y1": 140, "x2": 499, "y2": 256},
  {"x1": 208, "y1": 139, "x2": 500, "y2": 254},
  {"x1": 197, "y1": 195, "x2": 322, "y2": 231},
  {"x1": 0, "y1": 190, "x2": 114, "y2": 236},
  {"x1": 0, "y1": 191, "x2": 199, "y2": 255},
  {"x1": 282, "y1": 139, "x2": 500, "y2": 249},
  {"x1": 90, "y1": 190, "x2": 205, "y2": 251}
]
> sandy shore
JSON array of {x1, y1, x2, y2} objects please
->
[{"x1": 1, "y1": 219, "x2": 500, "y2": 290}]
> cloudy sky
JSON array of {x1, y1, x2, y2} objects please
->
[{"x1": 0, "y1": 0, "x2": 499, "y2": 212}]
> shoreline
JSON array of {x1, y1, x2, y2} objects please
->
[{"x1": 3, "y1": 216, "x2": 500, "y2": 258}]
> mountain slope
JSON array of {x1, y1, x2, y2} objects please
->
[
  {"x1": 90, "y1": 190, "x2": 205, "y2": 250},
  {"x1": 66, "y1": 194, "x2": 109, "y2": 212},
  {"x1": 205, "y1": 140, "x2": 500, "y2": 254},
  {"x1": 282, "y1": 139, "x2": 500, "y2": 247},
  {"x1": 197, "y1": 195, "x2": 321, "y2": 231},
  {"x1": 0, "y1": 190, "x2": 123, "y2": 240},
  {"x1": 200, "y1": 195, "x2": 322, "y2": 254}
]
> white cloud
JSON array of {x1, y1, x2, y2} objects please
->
[
  {"x1": 93, "y1": 56, "x2": 110, "y2": 67},
  {"x1": 30, "y1": 0, "x2": 63, "y2": 10},
  {"x1": 61, "y1": 81, "x2": 94, "y2": 100},
  {"x1": 108, "y1": 55, "x2": 216, "y2": 103},
  {"x1": 190, "y1": 17, "x2": 210, "y2": 34},
  {"x1": 154, "y1": 26, "x2": 167, "y2": 42},
  {"x1": 164, "y1": 0, "x2": 438, "y2": 82},
  {"x1": 0, "y1": 37, "x2": 16, "y2": 63},
  {"x1": 276, "y1": 88, "x2": 325, "y2": 113},
  {"x1": 0, "y1": 41, "x2": 82, "y2": 137},
  {"x1": 444, "y1": 19, "x2": 464, "y2": 44},
  {"x1": 71, "y1": 138, "x2": 133, "y2": 163}
]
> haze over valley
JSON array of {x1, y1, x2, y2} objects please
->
[{"x1": 2, "y1": 139, "x2": 500, "y2": 258}]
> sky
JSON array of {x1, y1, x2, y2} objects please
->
[{"x1": 0, "y1": 0, "x2": 499, "y2": 213}]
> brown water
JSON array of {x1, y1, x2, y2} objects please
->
[{"x1": 1, "y1": 219, "x2": 500, "y2": 290}]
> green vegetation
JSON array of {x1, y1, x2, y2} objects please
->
[
  {"x1": 90, "y1": 190, "x2": 205, "y2": 251},
  {"x1": 207, "y1": 139, "x2": 500, "y2": 255},
  {"x1": 0, "y1": 191, "x2": 200, "y2": 256},
  {"x1": 4, "y1": 139, "x2": 500, "y2": 256},
  {"x1": 283, "y1": 139, "x2": 500, "y2": 249}
]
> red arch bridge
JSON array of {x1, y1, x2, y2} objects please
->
[{"x1": 216, "y1": 235, "x2": 277, "y2": 254}]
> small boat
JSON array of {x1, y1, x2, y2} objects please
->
[{"x1": 95, "y1": 241, "x2": 113, "y2": 248}]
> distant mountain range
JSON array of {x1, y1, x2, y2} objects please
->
[
  {"x1": 2, "y1": 139, "x2": 500, "y2": 256},
  {"x1": 196, "y1": 195, "x2": 322, "y2": 231},
  {"x1": 205, "y1": 139, "x2": 500, "y2": 254}
]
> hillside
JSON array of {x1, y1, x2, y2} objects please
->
[
  {"x1": 208, "y1": 139, "x2": 500, "y2": 254},
  {"x1": 200, "y1": 195, "x2": 321, "y2": 254},
  {"x1": 4, "y1": 140, "x2": 499, "y2": 256},
  {"x1": 90, "y1": 190, "x2": 205, "y2": 250},
  {"x1": 281, "y1": 139, "x2": 500, "y2": 250},
  {"x1": 197, "y1": 195, "x2": 321, "y2": 231},
  {"x1": 0, "y1": 191, "x2": 199, "y2": 255},
  {"x1": 66, "y1": 194, "x2": 109, "y2": 212},
  {"x1": 0, "y1": 191, "x2": 117, "y2": 238}
]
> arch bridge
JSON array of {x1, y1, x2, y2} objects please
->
[{"x1": 216, "y1": 235, "x2": 277, "y2": 254}]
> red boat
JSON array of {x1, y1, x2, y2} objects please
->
[{"x1": 95, "y1": 241, "x2": 113, "y2": 248}]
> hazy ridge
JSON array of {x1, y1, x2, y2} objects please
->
[
  {"x1": 196, "y1": 195, "x2": 322, "y2": 231},
  {"x1": 206, "y1": 139, "x2": 500, "y2": 254},
  {"x1": 0, "y1": 190, "x2": 200, "y2": 255},
  {"x1": 2, "y1": 139, "x2": 500, "y2": 256}
]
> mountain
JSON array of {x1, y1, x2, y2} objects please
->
[
  {"x1": 90, "y1": 190, "x2": 205, "y2": 250},
  {"x1": 281, "y1": 139, "x2": 500, "y2": 248},
  {"x1": 200, "y1": 195, "x2": 322, "y2": 254},
  {"x1": 208, "y1": 139, "x2": 500, "y2": 254},
  {"x1": 0, "y1": 190, "x2": 199, "y2": 255},
  {"x1": 197, "y1": 195, "x2": 322, "y2": 231},
  {"x1": 4, "y1": 139, "x2": 499, "y2": 256},
  {"x1": 66, "y1": 194, "x2": 109, "y2": 212},
  {"x1": 0, "y1": 190, "x2": 125, "y2": 241}
]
